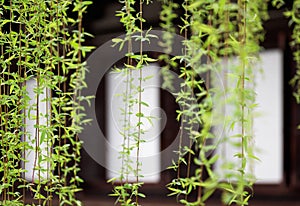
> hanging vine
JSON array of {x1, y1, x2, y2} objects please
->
[
  {"x1": 109, "y1": 0, "x2": 157, "y2": 205},
  {"x1": 0, "y1": 0, "x2": 93, "y2": 205},
  {"x1": 160, "y1": 0, "x2": 269, "y2": 205},
  {"x1": 219, "y1": 0, "x2": 268, "y2": 205},
  {"x1": 165, "y1": 0, "x2": 225, "y2": 205},
  {"x1": 159, "y1": 0, "x2": 178, "y2": 91},
  {"x1": 285, "y1": 0, "x2": 300, "y2": 106}
]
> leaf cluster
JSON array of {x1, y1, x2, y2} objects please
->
[{"x1": 0, "y1": 0, "x2": 92, "y2": 205}]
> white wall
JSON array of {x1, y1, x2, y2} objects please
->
[
  {"x1": 106, "y1": 64, "x2": 161, "y2": 183},
  {"x1": 253, "y1": 49, "x2": 283, "y2": 183},
  {"x1": 22, "y1": 78, "x2": 50, "y2": 182},
  {"x1": 215, "y1": 49, "x2": 283, "y2": 184}
]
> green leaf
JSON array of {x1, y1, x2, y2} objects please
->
[
  {"x1": 208, "y1": 154, "x2": 219, "y2": 165},
  {"x1": 140, "y1": 101, "x2": 149, "y2": 107},
  {"x1": 136, "y1": 112, "x2": 144, "y2": 117},
  {"x1": 40, "y1": 129, "x2": 46, "y2": 144}
]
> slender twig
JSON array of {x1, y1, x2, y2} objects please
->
[
  {"x1": 56, "y1": 1, "x2": 62, "y2": 204},
  {"x1": 238, "y1": 0, "x2": 247, "y2": 203},
  {"x1": 121, "y1": 0, "x2": 134, "y2": 186},
  {"x1": 0, "y1": 9, "x2": 6, "y2": 202},
  {"x1": 178, "y1": 0, "x2": 188, "y2": 185},
  {"x1": 135, "y1": 0, "x2": 143, "y2": 204},
  {"x1": 47, "y1": 2, "x2": 54, "y2": 204}
]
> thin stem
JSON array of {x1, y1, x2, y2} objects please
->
[
  {"x1": 0, "y1": 63, "x2": 6, "y2": 203},
  {"x1": 178, "y1": 0, "x2": 189, "y2": 184},
  {"x1": 34, "y1": 75, "x2": 41, "y2": 205},
  {"x1": 135, "y1": 0, "x2": 144, "y2": 204},
  {"x1": 56, "y1": 2, "x2": 63, "y2": 205},
  {"x1": 221, "y1": 0, "x2": 230, "y2": 164},
  {"x1": 62, "y1": 8, "x2": 67, "y2": 201},
  {"x1": 22, "y1": 35, "x2": 30, "y2": 206},
  {"x1": 33, "y1": 2, "x2": 42, "y2": 205},
  {"x1": 70, "y1": 0, "x2": 83, "y2": 203},
  {"x1": 4, "y1": 0, "x2": 14, "y2": 201},
  {"x1": 0, "y1": 9, "x2": 6, "y2": 202},
  {"x1": 23, "y1": 76, "x2": 27, "y2": 206},
  {"x1": 17, "y1": 7, "x2": 25, "y2": 204},
  {"x1": 121, "y1": 0, "x2": 134, "y2": 185},
  {"x1": 75, "y1": 0, "x2": 83, "y2": 159},
  {"x1": 126, "y1": 69, "x2": 132, "y2": 184},
  {"x1": 238, "y1": 0, "x2": 247, "y2": 203},
  {"x1": 43, "y1": 2, "x2": 54, "y2": 205}
]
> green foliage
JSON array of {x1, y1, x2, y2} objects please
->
[
  {"x1": 219, "y1": 1, "x2": 268, "y2": 205},
  {"x1": 1, "y1": 0, "x2": 299, "y2": 205},
  {"x1": 159, "y1": 0, "x2": 178, "y2": 91},
  {"x1": 108, "y1": 0, "x2": 157, "y2": 205},
  {"x1": 285, "y1": 0, "x2": 300, "y2": 104},
  {"x1": 0, "y1": 0, "x2": 92, "y2": 205},
  {"x1": 160, "y1": 0, "x2": 268, "y2": 205},
  {"x1": 164, "y1": 0, "x2": 223, "y2": 205}
]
